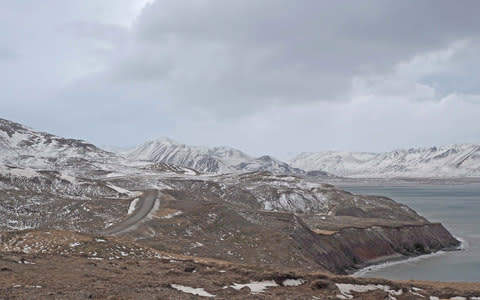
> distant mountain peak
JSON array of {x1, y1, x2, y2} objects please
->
[
  {"x1": 150, "y1": 137, "x2": 180, "y2": 145},
  {"x1": 124, "y1": 138, "x2": 305, "y2": 175}
]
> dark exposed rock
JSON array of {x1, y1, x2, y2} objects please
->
[
  {"x1": 290, "y1": 220, "x2": 459, "y2": 274},
  {"x1": 311, "y1": 279, "x2": 334, "y2": 290}
]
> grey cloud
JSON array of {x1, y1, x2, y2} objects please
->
[
  {"x1": 0, "y1": 1, "x2": 480, "y2": 157},
  {"x1": 61, "y1": 21, "x2": 128, "y2": 44},
  {"x1": 104, "y1": 0, "x2": 480, "y2": 114},
  {"x1": 0, "y1": 47, "x2": 16, "y2": 61}
]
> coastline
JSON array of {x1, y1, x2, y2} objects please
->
[
  {"x1": 326, "y1": 177, "x2": 480, "y2": 187},
  {"x1": 351, "y1": 235, "x2": 467, "y2": 278}
]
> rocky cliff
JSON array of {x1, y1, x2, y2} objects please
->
[{"x1": 291, "y1": 219, "x2": 459, "y2": 274}]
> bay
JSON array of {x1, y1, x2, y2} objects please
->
[{"x1": 341, "y1": 184, "x2": 480, "y2": 282}]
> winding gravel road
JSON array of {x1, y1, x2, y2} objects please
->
[{"x1": 103, "y1": 189, "x2": 159, "y2": 236}]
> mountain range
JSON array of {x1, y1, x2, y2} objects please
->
[
  {"x1": 119, "y1": 137, "x2": 480, "y2": 178},
  {"x1": 2, "y1": 117, "x2": 479, "y2": 178},
  {"x1": 120, "y1": 137, "x2": 308, "y2": 175},
  {"x1": 289, "y1": 144, "x2": 480, "y2": 178}
]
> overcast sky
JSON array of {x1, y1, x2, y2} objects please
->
[{"x1": 1, "y1": 1, "x2": 480, "y2": 160}]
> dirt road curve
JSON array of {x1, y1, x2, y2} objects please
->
[{"x1": 103, "y1": 189, "x2": 159, "y2": 236}]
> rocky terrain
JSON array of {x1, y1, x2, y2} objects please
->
[
  {"x1": 0, "y1": 117, "x2": 474, "y2": 299},
  {"x1": 290, "y1": 144, "x2": 480, "y2": 178},
  {"x1": 0, "y1": 231, "x2": 478, "y2": 299}
]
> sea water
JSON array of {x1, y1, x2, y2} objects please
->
[{"x1": 341, "y1": 184, "x2": 480, "y2": 282}]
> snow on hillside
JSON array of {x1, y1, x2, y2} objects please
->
[
  {"x1": 0, "y1": 118, "x2": 155, "y2": 179},
  {"x1": 124, "y1": 138, "x2": 304, "y2": 175},
  {"x1": 234, "y1": 155, "x2": 304, "y2": 175},
  {"x1": 289, "y1": 144, "x2": 480, "y2": 178},
  {"x1": 0, "y1": 118, "x2": 197, "y2": 231},
  {"x1": 0, "y1": 118, "x2": 116, "y2": 171}
]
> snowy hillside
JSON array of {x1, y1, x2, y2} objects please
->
[
  {"x1": 0, "y1": 118, "x2": 116, "y2": 171},
  {"x1": 234, "y1": 155, "x2": 304, "y2": 174},
  {"x1": 0, "y1": 118, "x2": 153, "y2": 179},
  {"x1": 124, "y1": 138, "x2": 305, "y2": 175},
  {"x1": 289, "y1": 144, "x2": 480, "y2": 178}
]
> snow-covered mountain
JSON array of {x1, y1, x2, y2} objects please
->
[
  {"x1": 123, "y1": 138, "x2": 250, "y2": 173},
  {"x1": 290, "y1": 144, "x2": 480, "y2": 178},
  {"x1": 0, "y1": 118, "x2": 119, "y2": 173},
  {"x1": 123, "y1": 138, "x2": 305, "y2": 175},
  {"x1": 0, "y1": 118, "x2": 142, "y2": 231}
]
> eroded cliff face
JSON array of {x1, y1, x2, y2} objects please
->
[{"x1": 291, "y1": 219, "x2": 459, "y2": 274}]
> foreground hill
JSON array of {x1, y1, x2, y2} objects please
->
[
  {"x1": 0, "y1": 230, "x2": 477, "y2": 299},
  {"x1": 123, "y1": 138, "x2": 306, "y2": 175},
  {"x1": 290, "y1": 144, "x2": 480, "y2": 178}
]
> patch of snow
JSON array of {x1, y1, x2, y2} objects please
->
[
  {"x1": 191, "y1": 242, "x2": 204, "y2": 248},
  {"x1": 228, "y1": 280, "x2": 279, "y2": 294},
  {"x1": 410, "y1": 291, "x2": 425, "y2": 298},
  {"x1": 336, "y1": 283, "x2": 402, "y2": 300},
  {"x1": 170, "y1": 284, "x2": 215, "y2": 298},
  {"x1": 282, "y1": 279, "x2": 305, "y2": 287},
  {"x1": 182, "y1": 167, "x2": 196, "y2": 175},
  {"x1": 162, "y1": 211, "x2": 183, "y2": 219},
  {"x1": 455, "y1": 235, "x2": 468, "y2": 250},
  {"x1": 410, "y1": 287, "x2": 425, "y2": 298},
  {"x1": 127, "y1": 198, "x2": 139, "y2": 215},
  {"x1": 106, "y1": 184, "x2": 141, "y2": 197}
]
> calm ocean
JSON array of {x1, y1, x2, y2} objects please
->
[{"x1": 341, "y1": 184, "x2": 480, "y2": 282}]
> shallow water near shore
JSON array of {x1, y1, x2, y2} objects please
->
[{"x1": 341, "y1": 183, "x2": 480, "y2": 282}]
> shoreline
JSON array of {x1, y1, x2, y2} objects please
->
[
  {"x1": 351, "y1": 235, "x2": 467, "y2": 278},
  {"x1": 323, "y1": 177, "x2": 480, "y2": 187}
]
